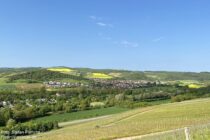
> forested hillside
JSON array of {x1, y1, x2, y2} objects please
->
[{"x1": 7, "y1": 69, "x2": 87, "y2": 83}]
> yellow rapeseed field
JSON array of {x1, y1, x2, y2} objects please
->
[
  {"x1": 47, "y1": 68, "x2": 74, "y2": 73},
  {"x1": 89, "y1": 73, "x2": 113, "y2": 79},
  {"x1": 188, "y1": 84, "x2": 204, "y2": 89}
]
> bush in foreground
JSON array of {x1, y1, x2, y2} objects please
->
[{"x1": 2, "y1": 121, "x2": 58, "y2": 138}]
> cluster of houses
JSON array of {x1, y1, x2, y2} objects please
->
[
  {"x1": 43, "y1": 80, "x2": 162, "y2": 89},
  {"x1": 36, "y1": 98, "x2": 57, "y2": 104},
  {"x1": 43, "y1": 81, "x2": 88, "y2": 88},
  {"x1": 0, "y1": 98, "x2": 59, "y2": 109},
  {"x1": 93, "y1": 79, "x2": 161, "y2": 89}
]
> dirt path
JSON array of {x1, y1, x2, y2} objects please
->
[
  {"x1": 59, "y1": 115, "x2": 112, "y2": 127},
  {"x1": 102, "y1": 108, "x2": 154, "y2": 128}
]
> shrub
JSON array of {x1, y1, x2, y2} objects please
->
[
  {"x1": 171, "y1": 94, "x2": 195, "y2": 102},
  {"x1": 2, "y1": 121, "x2": 59, "y2": 137},
  {"x1": 6, "y1": 119, "x2": 16, "y2": 128},
  {"x1": 90, "y1": 102, "x2": 105, "y2": 108}
]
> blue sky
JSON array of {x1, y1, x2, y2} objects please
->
[{"x1": 1, "y1": 0, "x2": 210, "y2": 72}]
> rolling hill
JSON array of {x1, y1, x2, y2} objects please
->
[
  {"x1": 25, "y1": 98, "x2": 210, "y2": 140},
  {"x1": 1, "y1": 67, "x2": 210, "y2": 92},
  {"x1": 1, "y1": 67, "x2": 210, "y2": 81},
  {"x1": 7, "y1": 69, "x2": 87, "y2": 82}
]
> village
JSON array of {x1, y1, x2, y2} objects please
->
[
  {"x1": 93, "y1": 79, "x2": 162, "y2": 89},
  {"x1": 43, "y1": 80, "x2": 162, "y2": 89}
]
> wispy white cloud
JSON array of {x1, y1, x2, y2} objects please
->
[
  {"x1": 96, "y1": 22, "x2": 107, "y2": 26},
  {"x1": 152, "y1": 37, "x2": 165, "y2": 42},
  {"x1": 89, "y1": 15, "x2": 114, "y2": 42},
  {"x1": 89, "y1": 15, "x2": 97, "y2": 20},
  {"x1": 89, "y1": 15, "x2": 113, "y2": 28},
  {"x1": 120, "y1": 40, "x2": 139, "y2": 48},
  {"x1": 96, "y1": 22, "x2": 113, "y2": 28},
  {"x1": 89, "y1": 15, "x2": 102, "y2": 20}
]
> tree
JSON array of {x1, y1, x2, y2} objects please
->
[
  {"x1": 13, "y1": 110, "x2": 26, "y2": 122},
  {"x1": 115, "y1": 93, "x2": 125, "y2": 101},
  {"x1": 0, "y1": 108, "x2": 12, "y2": 126},
  {"x1": 79, "y1": 100, "x2": 89, "y2": 111},
  {"x1": 39, "y1": 105, "x2": 51, "y2": 116}
]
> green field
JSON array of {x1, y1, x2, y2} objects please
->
[
  {"x1": 0, "y1": 78, "x2": 7, "y2": 83},
  {"x1": 33, "y1": 107, "x2": 128, "y2": 123},
  {"x1": 31, "y1": 98, "x2": 210, "y2": 140},
  {"x1": 0, "y1": 84, "x2": 16, "y2": 91}
]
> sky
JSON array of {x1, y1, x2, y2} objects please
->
[{"x1": 1, "y1": 0, "x2": 210, "y2": 72}]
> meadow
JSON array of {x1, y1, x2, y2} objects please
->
[
  {"x1": 30, "y1": 98, "x2": 210, "y2": 140},
  {"x1": 33, "y1": 107, "x2": 128, "y2": 123},
  {"x1": 0, "y1": 84, "x2": 16, "y2": 91}
]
